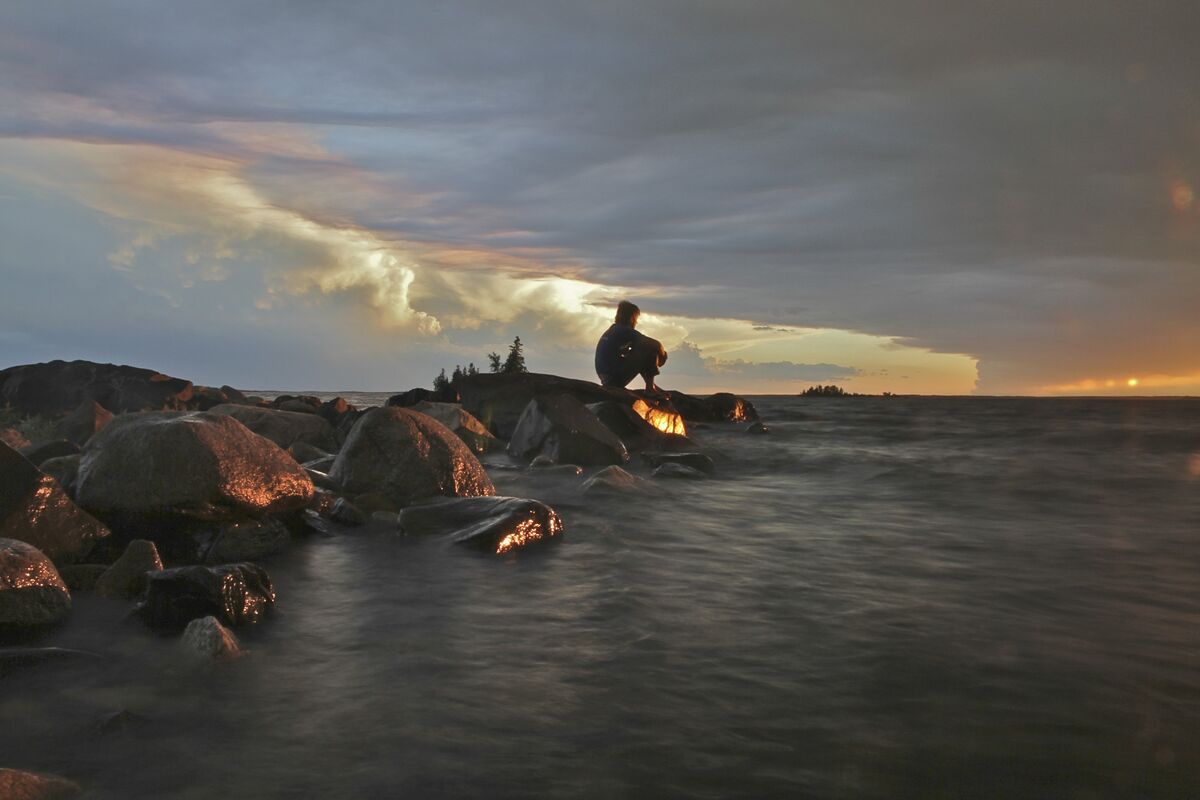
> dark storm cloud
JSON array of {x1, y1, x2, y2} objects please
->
[{"x1": 2, "y1": 1, "x2": 1198, "y2": 391}]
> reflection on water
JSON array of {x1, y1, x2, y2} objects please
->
[{"x1": 3, "y1": 397, "x2": 1200, "y2": 797}]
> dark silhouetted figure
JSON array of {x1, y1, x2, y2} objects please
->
[{"x1": 594, "y1": 300, "x2": 668, "y2": 394}]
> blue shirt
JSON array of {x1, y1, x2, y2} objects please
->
[{"x1": 595, "y1": 323, "x2": 642, "y2": 383}]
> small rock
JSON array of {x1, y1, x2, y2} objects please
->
[
  {"x1": 95, "y1": 540, "x2": 163, "y2": 599},
  {"x1": 398, "y1": 496, "x2": 564, "y2": 554},
  {"x1": 180, "y1": 615, "x2": 241, "y2": 660},
  {"x1": 528, "y1": 454, "x2": 557, "y2": 468},
  {"x1": 581, "y1": 465, "x2": 646, "y2": 495},
  {"x1": 643, "y1": 451, "x2": 716, "y2": 475},
  {"x1": 0, "y1": 768, "x2": 81, "y2": 799},
  {"x1": 652, "y1": 463, "x2": 709, "y2": 480},
  {"x1": 0, "y1": 538, "x2": 71, "y2": 629},
  {"x1": 136, "y1": 563, "x2": 275, "y2": 631},
  {"x1": 745, "y1": 421, "x2": 770, "y2": 434},
  {"x1": 330, "y1": 498, "x2": 365, "y2": 527}
]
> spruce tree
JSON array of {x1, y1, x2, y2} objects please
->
[{"x1": 502, "y1": 336, "x2": 527, "y2": 373}]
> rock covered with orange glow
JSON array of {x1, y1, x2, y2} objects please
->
[
  {"x1": 0, "y1": 768, "x2": 80, "y2": 800},
  {"x1": 330, "y1": 407, "x2": 495, "y2": 507},
  {"x1": 75, "y1": 411, "x2": 314, "y2": 518},
  {"x1": 397, "y1": 496, "x2": 564, "y2": 554},
  {"x1": 508, "y1": 394, "x2": 630, "y2": 466},
  {"x1": 55, "y1": 399, "x2": 114, "y2": 446},
  {"x1": 0, "y1": 538, "x2": 71, "y2": 629},
  {"x1": 0, "y1": 442, "x2": 110, "y2": 564},
  {"x1": 665, "y1": 391, "x2": 758, "y2": 423},
  {"x1": 136, "y1": 563, "x2": 275, "y2": 631}
]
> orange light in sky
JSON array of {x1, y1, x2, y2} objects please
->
[{"x1": 1127, "y1": 378, "x2": 1139, "y2": 387}]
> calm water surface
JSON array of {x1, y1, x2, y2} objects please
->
[{"x1": 3, "y1": 397, "x2": 1199, "y2": 798}]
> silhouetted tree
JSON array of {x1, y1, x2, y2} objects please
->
[
  {"x1": 801, "y1": 384, "x2": 848, "y2": 397},
  {"x1": 467, "y1": 363, "x2": 479, "y2": 376},
  {"x1": 487, "y1": 352, "x2": 502, "y2": 373},
  {"x1": 502, "y1": 336, "x2": 527, "y2": 373},
  {"x1": 432, "y1": 368, "x2": 451, "y2": 393}
]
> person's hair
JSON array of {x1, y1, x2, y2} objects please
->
[{"x1": 615, "y1": 300, "x2": 640, "y2": 326}]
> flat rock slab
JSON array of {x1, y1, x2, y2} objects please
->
[
  {"x1": 0, "y1": 359, "x2": 193, "y2": 415},
  {"x1": 330, "y1": 407, "x2": 495, "y2": 508},
  {"x1": 0, "y1": 443, "x2": 109, "y2": 564},
  {"x1": 136, "y1": 563, "x2": 276, "y2": 631},
  {"x1": 0, "y1": 538, "x2": 71, "y2": 629},
  {"x1": 398, "y1": 496, "x2": 564, "y2": 554},
  {"x1": 75, "y1": 411, "x2": 313, "y2": 518}
]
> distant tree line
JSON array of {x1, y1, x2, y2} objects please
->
[
  {"x1": 800, "y1": 384, "x2": 849, "y2": 397},
  {"x1": 434, "y1": 336, "x2": 527, "y2": 393}
]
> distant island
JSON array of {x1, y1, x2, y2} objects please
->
[{"x1": 800, "y1": 385, "x2": 894, "y2": 398}]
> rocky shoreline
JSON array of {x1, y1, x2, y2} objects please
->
[{"x1": 0, "y1": 358, "x2": 760, "y2": 796}]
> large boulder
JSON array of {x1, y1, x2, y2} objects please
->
[
  {"x1": 387, "y1": 386, "x2": 457, "y2": 408},
  {"x1": 665, "y1": 390, "x2": 758, "y2": 423},
  {"x1": 75, "y1": 411, "x2": 314, "y2": 520},
  {"x1": 0, "y1": 443, "x2": 109, "y2": 563},
  {"x1": 587, "y1": 400, "x2": 691, "y2": 453},
  {"x1": 330, "y1": 407, "x2": 495, "y2": 508},
  {"x1": 398, "y1": 496, "x2": 564, "y2": 554},
  {"x1": 410, "y1": 401, "x2": 498, "y2": 453},
  {"x1": 135, "y1": 563, "x2": 275, "y2": 631},
  {"x1": 54, "y1": 400, "x2": 113, "y2": 446},
  {"x1": 0, "y1": 538, "x2": 71, "y2": 629},
  {"x1": 456, "y1": 372, "x2": 631, "y2": 438},
  {"x1": 206, "y1": 404, "x2": 337, "y2": 452},
  {"x1": 508, "y1": 394, "x2": 629, "y2": 466},
  {"x1": 0, "y1": 360, "x2": 193, "y2": 415}
]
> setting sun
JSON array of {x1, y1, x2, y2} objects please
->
[{"x1": 1127, "y1": 378, "x2": 1139, "y2": 387}]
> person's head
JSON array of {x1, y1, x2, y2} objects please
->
[{"x1": 615, "y1": 300, "x2": 640, "y2": 327}]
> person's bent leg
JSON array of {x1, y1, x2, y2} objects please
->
[{"x1": 631, "y1": 337, "x2": 665, "y2": 393}]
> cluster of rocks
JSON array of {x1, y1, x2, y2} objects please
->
[{"x1": 0, "y1": 359, "x2": 761, "y2": 791}]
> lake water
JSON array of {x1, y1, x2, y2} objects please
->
[{"x1": 3, "y1": 396, "x2": 1200, "y2": 798}]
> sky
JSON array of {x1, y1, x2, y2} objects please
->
[{"x1": 1, "y1": 1, "x2": 1197, "y2": 395}]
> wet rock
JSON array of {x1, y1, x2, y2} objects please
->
[
  {"x1": 94, "y1": 540, "x2": 163, "y2": 599},
  {"x1": 652, "y1": 463, "x2": 709, "y2": 480},
  {"x1": 136, "y1": 563, "x2": 275, "y2": 631},
  {"x1": 330, "y1": 407, "x2": 495, "y2": 508},
  {"x1": 38, "y1": 455, "x2": 81, "y2": 497},
  {"x1": 410, "y1": 401, "x2": 498, "y2": 453},
  {"x1": 0, "y1": 428, "x2": 31, "y2": 450},
  {"x1": 0, "y1": 768, "x2": 81, "y2": 799},
  {"x1": 329, "y1": 498, "x2": 365, "y2": 527},
  {"x1": 303, "y1": 455, "x2": 336, "y2": 473},
  {"x1": 203, "y1": 518, "x2": 291, "y2": 564},
  {"x1": 75, "y1": 411, "x2": 314, "y2": 519},
  {"x1": 587, "y1": 399, "x2": 692, "y2": 453},
  {"x1": 288, "y1": 441, "x2": 330, "y2": 464},
  {"x1": 0, "y1": 539, "x2": 71, "y2": 629},
  {"x1": 304, "y1": 468, "x2": 340, "y2": 492},
  {"x1": 581, "y1": 465, "x2": 646, "y2": 495},
  {"x1": 0, "y1": 359, "x2": 193, "y2": 415},
  {"x1": 19, "y1": 439, "x2": 80, "y2": 467},
  {"x1": 317, "y1": 397, "x2": 356, "y2": 427},
  {"x1": 56, "y1": 564, "x2": 108, "y2": 593},
  {"x1": 745, "y1": 421, "x2": 770, "y2": 434},
  {"x1": 271, "y1": 394, "x2": 322, "y2": 413},
  {"x1": 54, "y1": 400, "x2": 113, "y2": 447},
  {"x1": 0, "y1": 442, "x2": 109, "y2": 563},
  {"x1": 643, "y1": 451, "x2": 716, "y2": 476},
  {"x1": 508, "y1": 394, "x2": 629, "y2": 466},
  {"x1": 180, "y1": 615, "x2": 241, "y2": 660},
  {"x1": 398, "y1": 496, "x2": 564, "y2": 554},
  {"x1": 666, "y1": 390, "x2": 759, "y2": 423},
  {"x1": 207, "y1": 404, "x2": 337, "y2": 452}
]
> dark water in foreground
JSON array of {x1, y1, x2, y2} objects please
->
[{"x1": 4, "y1": 397, "x2": 1200, "y2": 798}]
